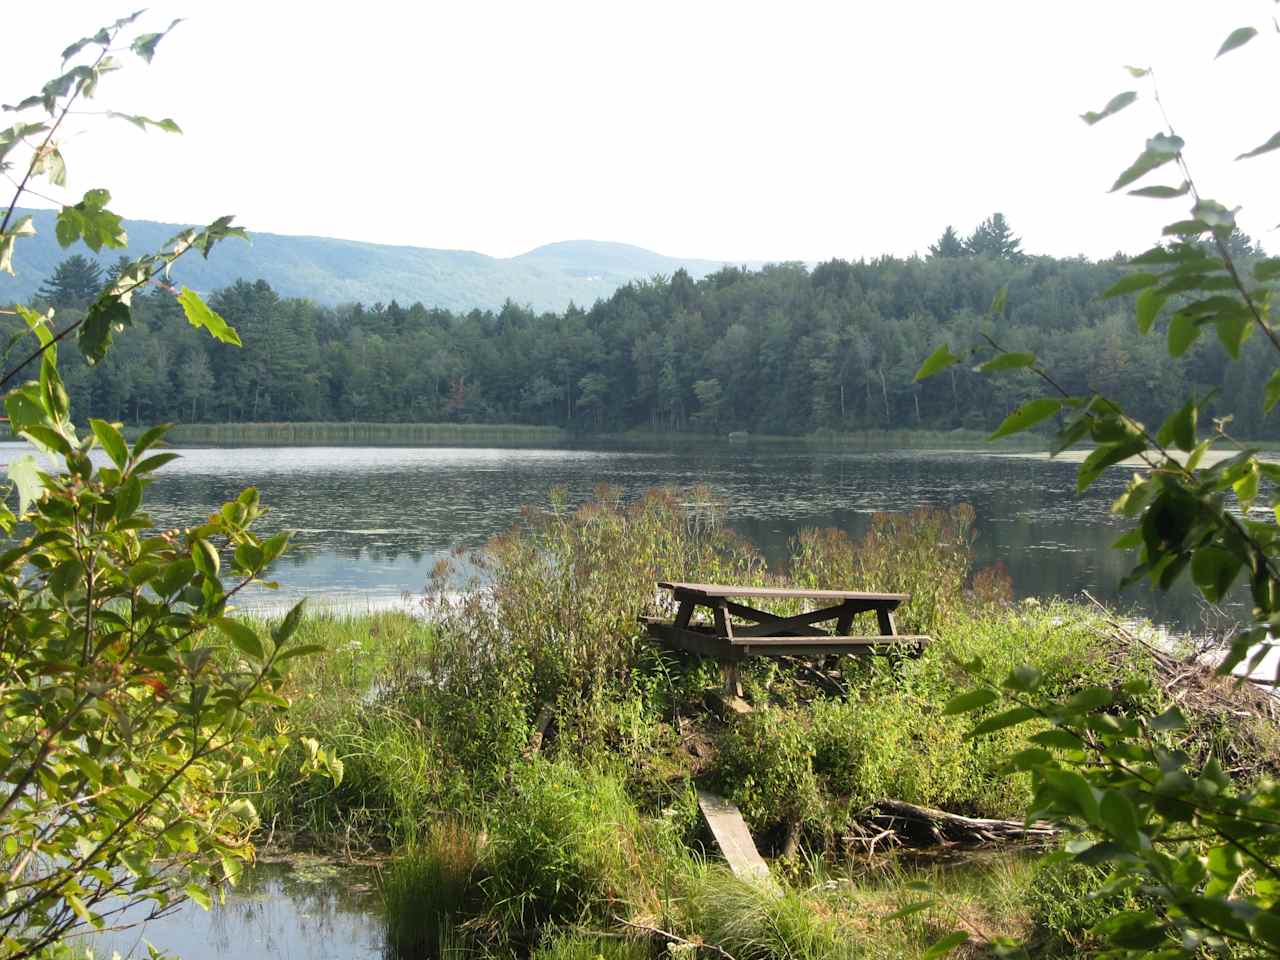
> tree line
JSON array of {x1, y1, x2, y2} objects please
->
[{"x1": 15, "y1": 217, "x2": 1277, "y2": 439}]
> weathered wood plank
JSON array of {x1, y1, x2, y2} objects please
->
[
  {"x1": 660, "y1": 581, "x2": 907, "y2": 603},
  {"x1": 730, "y1": 635, "x2": 930, "y2": 647},
  {"x1": 641, "y1": 621, "x2": 740, "y2": 659},
  {"x1": 696, "y1": 789, "x2": 774, "y2": 885},
  {"x1": 731, "y1": 635, "x2": 930, "y2": 658},
  {"x1": 731, "y1": 606, "x2": 845, "y2": 638}
]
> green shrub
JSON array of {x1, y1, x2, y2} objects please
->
[
  {"x1": 713, "y1": 708, "x2": 822, "y2": 835},
  {"x1": 1023, "y1": 858, "x2": 1138, "y2": 954},
  {"x1": 425, "y1": 487, "x2": 765, "y2": 757},
  {"x1": 480, "y1": 760, "x2": 661, "y2": 932}
]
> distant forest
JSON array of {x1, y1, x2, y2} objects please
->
[{"x1": 13, "y1": 216, "x2": 1279, "y2": 439}]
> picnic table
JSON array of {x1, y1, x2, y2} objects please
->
[{"x1": 641, "y1": 580, "x2": 929, "y2": 696}]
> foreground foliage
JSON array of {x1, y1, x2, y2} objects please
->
[
  {"x1": 920, "y1": 13, "x2": 1280, "y2": 958},
  {"x1": 0, "y1": 16, "x2": 334, "y2": 958}
]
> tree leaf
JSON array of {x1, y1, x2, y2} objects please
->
[
  {"x1": 177, "y1": 288, "x2": 242, "y2": 346},
  {"x1": 1099, "y1": 791, "x2": 1143, "y2": 850},
  {"x1": 1078, "y1": 439, "x2": 1145, "y2": 491},
  {"x1": 0, "y1": 215, "x2": 36, "y2": 276},
  {"x1": 1216, "y1": 26, "x2": 1258, "y2": 58},
  {"x1": 7, "y1": 455, "x2": 42, "y2": 515},
  {"x1": 1237, "y1": 130, "x2": 1280, "y2": 161},
  {"x1": 185, "y1": 883, "x2": 212, "y2": 911},
  {"x1": 1167, "y1": 312, "x2": 1200, "y2": 357},
  {"x1": 1135, "y1": 287, "x2": 1167, "y2": 334},
  {"x1": 967, "y1": 705, "x2": 1038, "y2": 738},
  {"x1": 977, "y1": 351, "x2": 1036, "y2": 373},
  {"x1": 1004, "y1": 664, "x2": 1043, "y2": 692},
  {"x1": 1191, "y1": 546, "x2": 1241, "y2": 602},
  {"x1": 1265, "y1": 369, "x2": 1280, "y2": 412},
  {"x1": 914, "y1": 343, "x2": 961, "y2": 382},
  {"x1": 989, "y1": 398, "x2": 1064, "y2": 441},
  {"x1": 1081, "y1": 90, "x2": 1137, "y2": 126},
  {"x1": 1110, "y1": 133, "x2": 1184, "y2": 192},
  {"x1": 1127, "y1": 182, "x2": 1190, "y2": 199},
  {"x1": 272, "y1": 599, "x2": 307, "y2": 645},
  {"x1": 215, "y1": 617, "x2": 264, "y2": 660},
  {"x1": 90, "y1": 419, "x2": 128, "y2": 469},
  {"x1": 1103, "y1": 273, "x2": 1158, "y2": 298},
  {"x1": 79, "y1": 293, "x2": 130, "y2": 365},
  {"x1": 1156, "y1": 400, "x2": 1196, "y2": 452},
  {"x1": 921, "y1": 932, "x2": 969, "y2": 960},
  {"x1": 942, "y1": 688, "x2": 998, "y2": 715},
  {"x1": 990, "y1": 286, "x2": 1008, "y2": 318}
]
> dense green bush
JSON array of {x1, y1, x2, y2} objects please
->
[
  {"x1": 479, "y1": 760, "x2": 672, "y2": 933},
  {"x1": 713, "y1": 708, "x2": 822, "y2": 835}
]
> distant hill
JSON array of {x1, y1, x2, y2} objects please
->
[{"x1": 4, "y1": 210, "x2": 762, "y2": 311}]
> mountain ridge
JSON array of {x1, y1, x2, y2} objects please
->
[{"x1": 5, "y1": 210, "x2": 764, "y2": 312}]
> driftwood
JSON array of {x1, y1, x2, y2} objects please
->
[
  {"x1": 613, "y1": 916, "x2": 737, "y2": 960},
  {"x1": 860, "y1": 799, "x2": 1057, "y2": 847},
  {"x1": 1081, "y1": 591, "x2": 1280, "y2": 779},
  {"x1": 525, "y1": 706, "x2": 554, "y2": 757}
]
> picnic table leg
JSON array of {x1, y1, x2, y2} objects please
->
[
  {"x1": 836, "y1": 600, "x2": 855, "y2": 635},
  {"x1": 714, "y1": 602, "x2": 743, "y2": 698},
  {"x1": 722, "y1": 660, "x2": 743, "y2": 699},
  {"x1": 876, "y1": 607, "x2": 898, "y2": 637},
  {"x1": 675, "y1": 599, "x2": 694, "y2": 629}
]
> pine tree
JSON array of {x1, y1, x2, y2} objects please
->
[
  {"x1": 965, "y1": 213, "x2": 1023, "y2": 260},
  {"x1": 36, "y1": 254, "x2": 104, "y2": 308},
  {"x1": 927, "y1": 225, "x2": 967, "y2": 259}
]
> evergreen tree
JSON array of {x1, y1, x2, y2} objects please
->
[
  {"x1": 36, "y1": 254, "x2": 104, "y2": 308},
  {"x1": 927, "y1": 225, "x2": 966, "y2": 259},
  {"x1": 965, "y1": 212, "x2": 1023, "y2": 260}
]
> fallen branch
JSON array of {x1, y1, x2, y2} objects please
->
[
  {"x1": 613, "y1": 915, "x2": 737, "y2": 960},
  {"x1": 866, "y1": 799, "x2": 1056, "y2": 846}
]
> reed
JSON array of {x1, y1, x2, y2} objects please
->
[{"x1": 157, "y1": 420, "x2": 566, "y2": 445}]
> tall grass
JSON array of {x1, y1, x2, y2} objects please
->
[
  {"x1": 381, "y1": 820, "x2": 481, "y2": 957},
  {"x1": 790, "y1": 505, "x2": 978, "y2": 635},
  {"x1": 478, "y1": 760, "x2": 682, "y2": 935}
]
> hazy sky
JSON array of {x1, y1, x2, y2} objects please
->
[{"x1": 8, "y1": 1, "x2": 1279, "y2": 262}]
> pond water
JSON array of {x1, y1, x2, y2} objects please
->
[
  {"x1": 3, "y1": 437, "x2": 1249, "y2": 958},
  {"x1": 0, "y1": 439, "x2": 1229, "y2": 628},
  {"x1": 87, "y1": 859, "x2": 383, "y2": 960}
]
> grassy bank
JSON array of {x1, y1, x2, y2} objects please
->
[
  {"x1": 243, "y1": 492, "x2": 1276, "y2": 958},
  {"x1": 158, "y1": 421, "x2": 567, "y2": 445},
  {"x1": 148, "y1": 420, "x2": 1048, "y2": 451}
]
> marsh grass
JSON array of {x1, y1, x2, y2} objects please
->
[
  {"x1": 381, "y1": 820, "x2": 481, "y2": 957},
  {"x1": 530, "y1": 932, "x2": 652, "y2": 960},
  {"x1": 161, "y1": 420, "x2": 566, "y2": 445},
  {"x1": 479, "y1": 760, "x2": 681, "y2": 935}
]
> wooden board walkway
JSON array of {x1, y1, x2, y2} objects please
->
[{"x1": 696, "y1": 789, "x2": 776, "y2": 888}]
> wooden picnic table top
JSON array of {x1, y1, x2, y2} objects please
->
[{"x1": 658, "y1": 581, "x2": 908, "y2": 604}]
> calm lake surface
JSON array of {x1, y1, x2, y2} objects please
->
[
  {"x1": 12, "y1": 438, "x2": 1238, "y2": 959},
  {"x1": 4, "y1": 438, "x2": 1225, "y2": 628}
]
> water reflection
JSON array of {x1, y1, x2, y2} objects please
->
[
  {"x1": 0, "y1": 441, "x2": 1228, "y2": 628},
  {"x1": 88, "y1": 859, "x2": 382, "y2": 960}
]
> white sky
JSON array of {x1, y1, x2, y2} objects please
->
[{"x1": 7, "y1": 1, "x2": 1279, "y2": 262}]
